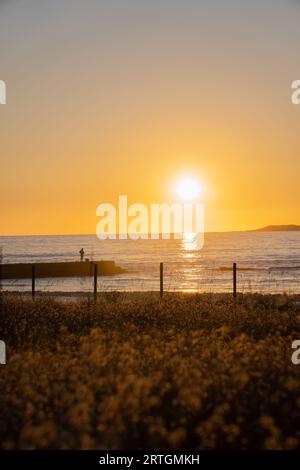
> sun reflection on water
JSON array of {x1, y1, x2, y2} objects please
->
[{"x1": 182, "y1": 232, "x2": 199, "y2": 252}]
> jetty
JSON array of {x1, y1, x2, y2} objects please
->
[{"x1": 0, "y1": 260, "x2": 126, "y2": 280}]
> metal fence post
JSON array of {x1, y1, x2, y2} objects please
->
[
  {"x1": 32, "y1": 264, "x2": 35, "y2": 300},
  {"x1": 233, "y1": 262, "x2": 237, "y2": 298},
  {"x1": 94, "y1": 263, "x2": 98, "y2": 301},
  {"x1": 160, "y1": 262, "x2": 163, "y2": 298}
]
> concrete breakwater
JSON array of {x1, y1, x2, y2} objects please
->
[{"x1": 0, "y1": 260, "x2": 126, "y2": 279}]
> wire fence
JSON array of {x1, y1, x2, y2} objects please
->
[{"x1": 1, "y1": 260, "x2": 299, "y2": 300}]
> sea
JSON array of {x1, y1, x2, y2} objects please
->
[{"x1": 0, "y1": 231, "x2": 300, "y2": 294}]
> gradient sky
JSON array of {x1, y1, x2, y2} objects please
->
[{"x1": 1, "y1": 0, "x2": 300, "y2": 235}]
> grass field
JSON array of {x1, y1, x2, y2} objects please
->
[{"x1": 1, "y1": 292, "x2": 300, "y2": 449}]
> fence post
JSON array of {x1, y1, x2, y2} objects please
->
[
  {"x1": 32, "y1": 264, "x2": 35, "y2": 300},
  {"x1": 233, "y1": 262, "x2": 237, "y2": 298},
  {"x1": 160, "y1": 262, "x2": 163, "y2": 298},
  {"x1": 94, "y1": 263, "x2": 98, "y2": 302}
]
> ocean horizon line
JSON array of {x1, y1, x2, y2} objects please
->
[{"x1": 1, "y1": 225, "x2": 300, "y2": 238}]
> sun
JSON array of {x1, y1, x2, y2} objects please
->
[{"x1": 177, "y1": 177, "x2": 201, "y2": 201}]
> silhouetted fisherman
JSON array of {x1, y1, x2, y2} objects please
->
[{"x1": 79, "y1": 248, "x2": 84, "y2": 261}]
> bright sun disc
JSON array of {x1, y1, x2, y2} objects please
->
[{"x1": 177, "y1": 178, "x2": 201, "y2": 201}]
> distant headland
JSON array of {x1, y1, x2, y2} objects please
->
[{"x1": 250, "y1": 224, "x2": 300, "y2": 232}]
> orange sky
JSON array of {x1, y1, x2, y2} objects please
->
[{"x1": 1, "y1": 1, "x2": 300, "y2": 235}]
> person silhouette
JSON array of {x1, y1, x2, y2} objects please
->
[{"x1": 79, "y1": 248, "x2": 84, "y2": 261}]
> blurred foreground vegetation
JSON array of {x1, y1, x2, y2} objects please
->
[{"x1": 1, "y1": 292, "x2": 300, "y2": 449}]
